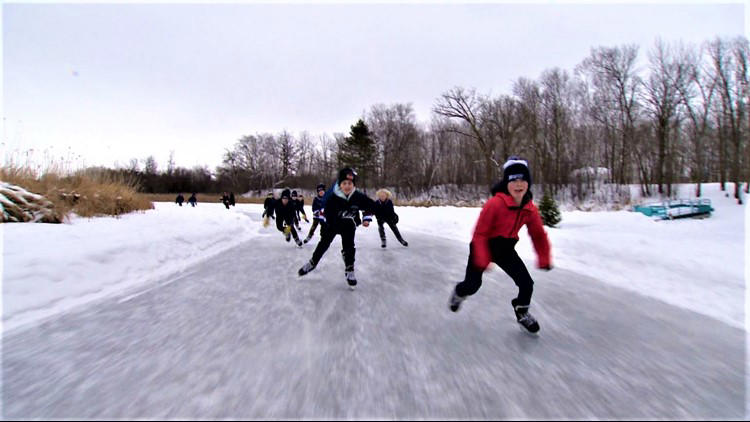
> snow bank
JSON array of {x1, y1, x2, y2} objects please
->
[{"x1": 2, "y1": 203, "x2": 267, "y2": 332}]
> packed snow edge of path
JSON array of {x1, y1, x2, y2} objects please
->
[{"x1": 2, "y1": 203, "x2": 267, "y2": 333}]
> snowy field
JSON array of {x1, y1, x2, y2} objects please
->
[{"x1": 2, "y1": 183, "x2": 747, "y2": 333}]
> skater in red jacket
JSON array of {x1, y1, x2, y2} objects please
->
[{"x1": 448, "y1": 156, "x2": 552, "y2": 333}]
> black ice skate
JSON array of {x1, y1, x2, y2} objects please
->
[
  {"x1": 345, "y1": 266, "x2": 357, "y2": 290},
  {"x1": 398, "y1": 239, "x2": 408, "y2": 247},
  {"x1": 512, "y1": 299, "x2": 540, "y2": 334},
  {"x1": 303, "y1": 236, "x2": 312, "y2": 244},
  {"x1": 381, "y1": 239, "x2": 386, "y2": 248},
  {"x1": 298, "y1": 260, "x2": 316, "y2": 276},
  {"x1": 448, "y1": 289, "x2": 465, "y2": 312}
]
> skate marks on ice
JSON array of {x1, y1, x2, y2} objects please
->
[{"x1": 2, "y1": 229, "x2": 744, "y2": 419}]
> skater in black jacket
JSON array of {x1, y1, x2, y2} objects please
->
[
  {"x1": 298, "y1": 168, "x2": 375, "y2": 289},
  {"x1": 274, "y1": 189, "x2": 303, "y2": 246},
  {"x1": 262, "y1": 191, "x2": 275, "y2": 227},
  {"x1": 175, "y1": 193, "x2": 185, "y2": 207},
  {"x1": 262, "y1": 192, "x2": 275, "y2": 220},
  {"x1": 304, "y1": 184, "x2": 327, "y2": 243},
  {"x1": 294, "y1": 191, "x2": 308, "y2": 224},
  {"x1": 290, "y1": 191, "x2": 303, "y2": 230},
  {"x1": 188, "y1": 193, "x2": 198, "y2": 207},
  {"x1": 220, "y1": 192, "x2": 231, "y2": 209},
  {"x1": 229, "y1": 192, "x2": 236, "y2": 207},
  {"x1": 374, "y1": 188, "x2": 408, "y2": 248}
]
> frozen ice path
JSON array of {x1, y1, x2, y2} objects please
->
[{"x1": 2, "y1": 223, "x2": 745, "y2": 418}]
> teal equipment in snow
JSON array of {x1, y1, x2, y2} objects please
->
[{"x1": 633, "y1": 198, "x2": 714, "y2": 220}]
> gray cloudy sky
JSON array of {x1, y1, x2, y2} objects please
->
[{"x1": 2, "y1": 1, "x2": 747, "y2": 169}]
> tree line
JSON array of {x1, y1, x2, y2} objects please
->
[{"x1": 120, "y1": 36, "x2": 750, "y2": 203}]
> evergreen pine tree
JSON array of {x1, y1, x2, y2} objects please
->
[
  {"x1": 337, "y1": 119, "x2": 377, "y2": 190},
  {"x1": 539, "y1": 193, "x2": 562, "y2": 227}
]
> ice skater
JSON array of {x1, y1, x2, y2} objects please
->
[
  {"x1": 262, "y1": 192, "x2": 275, "y2": 227},
  {"x1": 220, "y1": 192, "x2": 231, "y2": 209},
  {"x1": 274, "y1": 189, "x2": 303, "y2": 247},
  {"x1": 304, "y1": 183, "x2": 327, "y2": 244},
  {"x1": 297, "y1": 168, "x2": 375, "y2": 289},
  {"x1": 448, "y1": 157, "x2": 552, "y2": 334},
  {"x1": 290, "y1": 191, "x2": 303, "y2": 230},
  {"x1": 294, "y1": 191, "x2": 309, "y2": 225},
  {"x1": 373, "y1": 188, "x2": 408, "y2": 248}
]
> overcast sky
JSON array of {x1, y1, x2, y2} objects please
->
[{"x1": 2, "y1": 1, "x2": 747, "y2": 170}]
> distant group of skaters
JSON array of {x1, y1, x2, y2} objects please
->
[
  {"x1": 179, "y1": 158, "x2": 552, "y2": 334},
  {"x1": 262, "y1": 170, "x2": 409, "y2": 269},
  {"x1": 174, "y1": 193, "x2": 198, "y2": 207},
  {"x1": 175, "y1": 192, "x2": 237, "y2": 209}
]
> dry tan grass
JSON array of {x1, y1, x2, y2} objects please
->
[{"x1": 0, "y1": 164, "x2": 153, "y2": 221}]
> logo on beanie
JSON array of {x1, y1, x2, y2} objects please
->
[
  {"x1": 500, "y1": 156, "x2": 532, "y2": 189},
  {"x1": 338, "y1": 168, "x2": 358, "y2": 185}
]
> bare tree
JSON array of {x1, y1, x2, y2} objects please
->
[
  {"x1": 367, "y1": 103, "x2": 422, "y2": 190},
  {"x1": 578, "y1": 45, "x2": 642, "y2": 185},
  {"x1": 708, "y1": 37, "x2": 748, "y2": 203},
  {"x1": 144, "y1": 155, "x2": 158, "y2": 175},
  {"x1": 433, "y1": 87, "x2": 499, "y2": 185},
  {"x1": 317, "y1": 133, "x2": 338, "y2": 183},
  {"x1": 485, "y1": 95, "x2": 523, "y2": 169},
  {"x1": 677, "y1": 43, "x2": 716, "y2": 197},
  {"x1": 539, "y1": 68, "x2": 575, "y2": 192},
  {"x1": 732, "y1": 38, "x2": 749, "y2": 194},
  {"x1": 513, "y1": 77, "x2": 544, "y2": 185},
  {"x1": 167, "y1": 150, "x2": 175, "y2": 176},
  {"x1": 128, "y1": 158, "x2": 140, "y2": 173},
  {"x1": 642, "y1": 39, "x2": 690, "y2": 197}
]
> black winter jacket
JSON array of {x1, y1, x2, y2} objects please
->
[
  {"x1": 321, "y1": 185, "x2": 375, "y2": 231},
  {"x1": 295, "y1": 198, "x2": 306, "y2": 214},
  {"x1": 274, "y1": 199, "x2": 297, "y2": 228},
  {"x1": 374, "y1": 199, "x2": 398, "y2": 224},
  {"x1": 263, "y1": 197, "x2": 275, "y2": 217}
]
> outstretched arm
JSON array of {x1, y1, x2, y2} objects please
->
[
  {"x1": 471, "y1": 197, "x2": 501, "y2": 271},
  {"x1": 526, "y1": 207, "x2": 552, "y2": 269}
]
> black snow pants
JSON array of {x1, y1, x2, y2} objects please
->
[
  {"x1": 276, "y1": 214, "x2": 301, "y2": 242},
  {"x1": 454, "y1": 237, "x2": 534, "y2": 307},
  {"x1": 310, "y1": 222, "x2": 356, "y2": 269}
]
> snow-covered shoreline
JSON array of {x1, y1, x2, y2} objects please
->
[
  {"x1": 2, "y1": 203, "x2": 268, "y2": 332},
  {"x1": 2, "y1": 183, "x2": 746, "y2": 333}
]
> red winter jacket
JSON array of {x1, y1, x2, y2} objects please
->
[{"x1": 471, "y1": 192, "x2": 552, "y2": 271}]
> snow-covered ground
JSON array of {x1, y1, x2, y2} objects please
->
[
  {"x1": 2, "y1": 203, "x2": 265, "y2": 332},
  {"x1": 2, "y1": 183, "x2": 746, "y2": 332}
]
